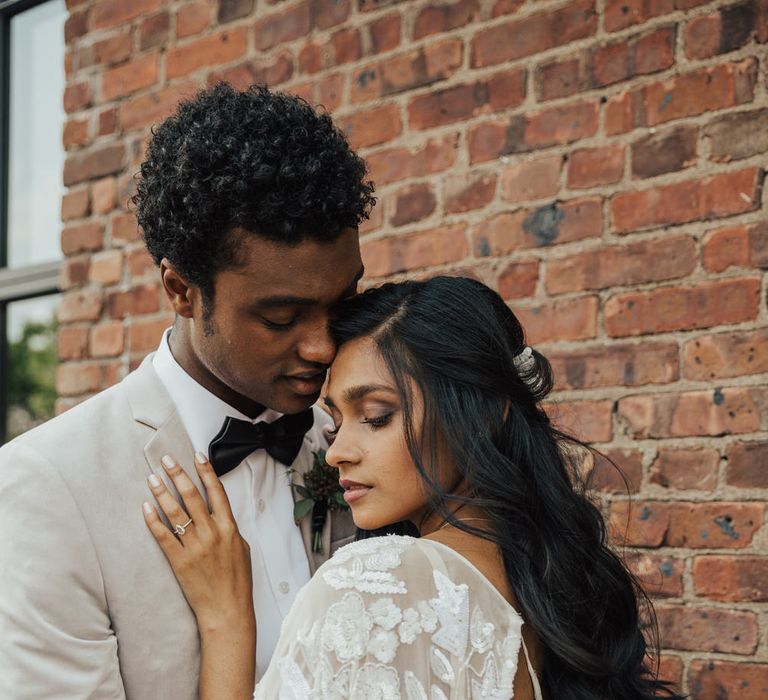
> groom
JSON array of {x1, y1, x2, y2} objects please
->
[{"x1": 0, "y1": 84, "x2": 373, "y2": 698}]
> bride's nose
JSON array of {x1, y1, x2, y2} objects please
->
[{"x1": 325, "y1": 427, "x2": 362, "y2": 469}]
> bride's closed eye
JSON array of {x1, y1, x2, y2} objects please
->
[{"x1": 362, "y1": 413, "x2": 394, "y2": 429}]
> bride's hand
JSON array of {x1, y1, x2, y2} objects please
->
[{"x1": 143, "y1": 453, "x2": 255, "y2": 634}]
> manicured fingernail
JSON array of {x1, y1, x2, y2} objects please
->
[
  {"x1": 195, "y1": 451, "x2": 208, "y2": 464},
  {"x1": 161, "y1": 455, "x2": 175, "y2": 470},
  {"x1": 148, "y1": 474, "x2": 161, "y2": 488},
  {"x1": 142, "y1": 501, "x2": 154, "y2": 515}
]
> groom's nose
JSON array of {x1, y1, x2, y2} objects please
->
[{"x1": 296, "y1": 317, "x2": 335, "y2": 366}]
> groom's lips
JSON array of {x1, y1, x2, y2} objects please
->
[{"x1": 283, "y1": 370, "x2": 326, "y2": 396}]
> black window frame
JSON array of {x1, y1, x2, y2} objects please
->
[{"x1": 0, "y1": 0, "x2": 65, "y2": 443}]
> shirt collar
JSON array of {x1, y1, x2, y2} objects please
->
[{"x1": 152, "y1": 328, "x2": 282, "y2": 453}]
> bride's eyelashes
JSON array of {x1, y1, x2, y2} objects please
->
[{"x1": 362, "y1": 413, "x2": 394, "y2": 429}]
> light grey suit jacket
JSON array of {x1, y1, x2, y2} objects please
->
[{"x1": 0, "y1": 356, "x2": 355, "y2": 699}]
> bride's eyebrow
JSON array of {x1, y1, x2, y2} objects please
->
[{"x1": 324, "y1": 383, "x2": 398, "y2": 409}]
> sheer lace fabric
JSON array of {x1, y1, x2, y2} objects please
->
[{"x1": 254, "y1": 535, "x2": 543, "y2": 700}]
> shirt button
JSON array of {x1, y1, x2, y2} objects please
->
[
  {"x1": 257, "y1": 499, "x2": 266, "y2": 513},
  {"x1": 278, "y1": 581, "x2": 290, "y2": 594}
]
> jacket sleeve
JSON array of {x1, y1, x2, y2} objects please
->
[{"x1": 0, "y1": 441, "x2": 126, "y2": 699}]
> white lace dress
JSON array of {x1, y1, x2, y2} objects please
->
[{"x1": 254, "y1": 535, "x2": 543, "y2": 699}]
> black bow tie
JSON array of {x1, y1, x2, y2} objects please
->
[{"x1": 208, "y1": 409, "x2": 315, "y2": 477}]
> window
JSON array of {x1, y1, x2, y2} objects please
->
[{"x1": 1, "y1": 0, "x2": 66, "y2": 443}]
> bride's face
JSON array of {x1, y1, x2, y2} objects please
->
[{"x1": 323, "y1": 336, "x2": 440, "y2": 531}]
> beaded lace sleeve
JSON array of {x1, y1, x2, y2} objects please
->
[{"x1": 254, "y1": 534, "x2": 542, "y2": 700}]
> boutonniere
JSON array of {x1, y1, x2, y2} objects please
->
[{"x1": 293, "y1": 449, "x2": 349, "y2": 553}]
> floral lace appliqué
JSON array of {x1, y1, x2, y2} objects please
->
[{"x1": 321, "y1": 591, "x2": 373, "y2": 663}]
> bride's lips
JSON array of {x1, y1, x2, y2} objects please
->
[
  {"x1": 339, "y1": 479, "x2": 372, "y2": 504},
  {"x1": 283, "y1": 370, "x2": 326, "y2": 396}
]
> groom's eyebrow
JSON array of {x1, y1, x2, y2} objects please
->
[{"x1": 256, "y1": 266, "x2": 365, "y2": 309}]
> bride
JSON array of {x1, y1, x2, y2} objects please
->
[{"x1": 143, "y1": 276, "x2": 681, "y2": 699}]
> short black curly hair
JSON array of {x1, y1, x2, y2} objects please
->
[{"x1": 133, "y1": 83, "x2": 375, "y2": 303}]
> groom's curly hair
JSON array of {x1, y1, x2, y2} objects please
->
[{"x1": 133, "y1": 83, "x2": 375, "y2": 305}]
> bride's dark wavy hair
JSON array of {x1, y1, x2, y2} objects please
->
[{"x1": 330, "y1": 276, "x2": 683, "y2": 700}]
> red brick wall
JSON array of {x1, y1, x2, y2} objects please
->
[{"x1": 60, "y1": 0, "x2": 767, "y2": 695}]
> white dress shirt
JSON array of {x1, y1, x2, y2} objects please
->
[{"x1": 152, "y1": 329, "x2": 312, "y2": 677}]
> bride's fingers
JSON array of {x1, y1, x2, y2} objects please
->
[
  {"x1": 146, "y1": 471, "x2": 196, "y2": 544},
  {"x1": 142, "y1": 501, "x2": 182, "y2": 558},
  {"x1": 160, "y1": 455, "x2": 212, "y2": 530},
  {"x1": 192, "y1": 452, "x2": 235, "y2": 523}
]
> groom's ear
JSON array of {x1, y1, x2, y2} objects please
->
[{"x1": 160, "y1": 259, "x2": 197, "y2": 318}]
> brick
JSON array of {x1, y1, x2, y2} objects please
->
[
  {"x1": 567, "y1": 145, "x2": 624, "y2": 188},
  {"x1": 657, "y1": 606, "x2": 757, "y2": 654},
  {"x1": 501, "y1": 154, "x2": 562, "y2": 203},
  {"x1": 359, "y1": 0, "x2": 408, "y2": 11},
  {"x1": 217, "y1": 0, "x2": 254, "y2": 23},
  {"x1": 694, "y1": 556, "x2": 768, "y2": 602},
  {"x1": 685, "y1": 1, "x2": 765, "y2": 59},
  {"x1": 58, "y1": 289, "x2": 103, "y2": 323},
  {"x1": 443, "y1": 172, "x2": 496, "y2": 214},
  {"x1": 605, "y1": 278, "x2": 760, "y2": 337},
  {"x1": 407, "y1": 70, "x2": 526, "y2": 131},
  {"x1": 368, "y1": 13, "x2": 400, "y2": 54},
  {"x1": 545, "y1": 398, "x2": 612, "y2": 442},
  {"x1": 120, "y1": 83, "x2": 197, "y2": 133},
  {"x1": 63, "y1": 119, "x2": 89, "y2": 149},
  {"x1": 61, "y1": 222, "x2": 103, "y2": 255},
  {"x1": 61, "y1": 189, "x2": 90, "y2": 221},
  {"x1": 546, "y1": 236, "x2": 696, "y2": 294},
  {"x1": 610, "y1": 167, "x2": 763, "y2": 233},
  {"x1": 610, "y1": 500, "x2": 764, "y2": 548},
  {"x1": 91, "y1": 177, "x2": 116, "y2": 215},
  {"x1": 351, "y1": 38, "x2": 462, "y2": 103},
  {"x1": 491, "y1": 0, "x2": 524, "y2": 16},
  {"x1": 537, "y1": 57, "x2": 589, "y2": 101},
  {"x1": 650, "y1": 447, "x2": 720, "y2": 490},
  {"x1": 389, "y1": 183, "x2": 436, "y2": 227},
  {"x1": 658, "y1": 656, "x2": 684, "y2": 690},
  {"x1": 705, "y1": 108, "x2": 768, "y2": 162},
  {"x1": 414, "y1": 0, "x2": 479, "y2": 39},
  {"x1": 684, "y1": 330, "x2": 768, "y2": 381},
  {"x1": 689, "y1": 660, "x2": 768, "y2": 700},
  {"x1": 618, "y1": 387, "x2": 761, "y2": 438},
  {"x1": 339, "y1": 103, "x2": 402, "y2": 149},
  {"x1": 727, "y1": 441, "x2": 768, "y2": 488},
  {"x1": 317, "y1": 73, "x2": 345, "y2": 112},
  {"x1": 92, "y1": 0, "x2": 163, "y2": 30},
  {"x1": 107, "y1": 284, "x2": 160, "y2": 319},
  {"x1": 111, "y1": 212, "x2": 141, "y2": 243},
  {"x1": 65, "y1": 9, "x2": 89, "y2": 43},
  {"x1": 89, "y1": 250, "x2": 123, "y2": 286},
  {"x1": 365, "y1": 134, "x2": 458, "y2": 187},
  {"x1": 604, "y1": 0, "x2": 711, "y2": 33},
  {"x1": 644, "y1": 58, "x2": 757, "y2": 127},
  {"x1": 359, "y1": 200, "x2": 385, "y2": 236},
  {"x1": 63, "y1": 144, "x2": 124, "y2": 186},
  {"x1": 702, "y1": 222, "x2": 768, "y2": 272},
  {"x1": 98, "y1": 108, "x2": 119, "y2": 137},
  {"x1": 468, "y1": 120, "x2": 508, "y2": 164},
  {"x1": 548, "y1": 343, "x2": 678, "y2": 390},
  {"x1": 57, "y1": 363, "x2": 104, "y2": 396},
  {"x1": 497, "y1": 259, "x2": 539, "y2": 300},
  {"x1": 139, "y1": 12, "x2": 170, "y2": 50},
  {"x1": 209, "y1": 53, "x2": 294, "y2": 90},
  {"x1": 588, "y1": 448, "x2": 644, "y2": 493},
  {"x1": 515, "y1": 296, "x2": 599, "y2": 345},
  {"x1": 591, "y1": 26, "x2": 676, "y2": 88},
  {"x1": 254, "y1": 2, "x2": 311, "y2": 51},
  {"x1": 64, "y1": 82, "x2": 91, "y2": 113},
  {"x1": 60, "y1": 256, "x2": 91, "y2": 290},
  {"x1": 631, "y1": 125, "x2": 697, "y2": 179},
  {"x1": 470, "y1": 0, "x2": 596, "y2": 68},
  {"x1": 176, "y1": 2, "x2": 210, "y2": 38},
  {"x1": 313, "y1": 0, "x2": 350, "y2": 29},
  {"x1": 505, "y1": 100, "x2": 599, "y2": 153},
  {"x1": 361, "y1": 223, "x2": 467, "y2": 278},
  {"x1": 624, "y1": 552, "x2": 684, "y2": 597},
  {"x1": 92, "y1": 32, "x2": 132, "y2": 66},
  {"x1": 58, "y1": 326, "x2": 90, "y2": 361},
  {"x1": 90, "y1": 321, "x2": 124, "y2": 358},
  {"x1": 101, "y1": 53, "x2": 158, "y2": 100},
  {"x1": 167, "y1": 28, "x2": 248, "y2": 79}
]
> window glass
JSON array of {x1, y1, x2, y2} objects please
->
[
  {"x1": 5, "y1": 294, "x2": 59, "y2": 440},
  {"x1": 7, "y1": 0, "x2": 67, "y2": 267}
]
